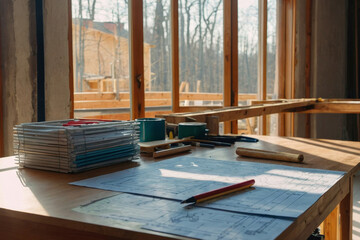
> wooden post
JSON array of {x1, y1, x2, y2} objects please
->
[
  {"x1": 36, "y1": 0, "x2": 46, "y2": 121},
  {"x1": 206, "y1": 116, "x2": 219, "y2": 136},
  {"x1": 223, "y1": 0, "x2": 238, "y2": 134},
  {"x1": 322, "y1": 205, "x2": 340, "y2": 239},
  {"x1": 356, "y1": 0, "x2": 360, "y2": 140},
  {"x1": 283, "y1": 0, "x2": 296, "y2": 137},
  {"x1": 68, "y1": 0, "x2": 74, "y2": 119},
  {"x1": 129, "y1": 0, "x2": 145, "y2": 120},
  {"x1": 0, "y1": 19, "x2": 3, "y2": 156},
  {"x1": 305, "y1": 0, "x2": 312, "y2": 138},
  {"x1": 171, "y1": 0, "x2": 180, "y2": 113},
  {"x1": 339, "y1": 177, "x2": 353, "y2": 240},
  {"x1": 276, "y1": 0, "x2": 286, "y2": 136}
]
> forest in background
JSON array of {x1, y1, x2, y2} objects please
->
[{"x1": 72, "y1": 0, "x2": 277, "y2": 95}]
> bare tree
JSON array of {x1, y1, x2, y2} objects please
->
[{"x1": 87, "y1": 0, "x2": 97, "y2": 20}]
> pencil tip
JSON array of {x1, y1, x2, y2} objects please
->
[{"x1": 180, "y1": 197, "x2": 195, "y2": 204}]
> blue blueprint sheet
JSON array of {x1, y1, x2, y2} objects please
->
[
  {"x1": 74, "y1": 193, "x2": 293, "y2": 240},
  {"x1": 72, "y1": 156, "x2": 344, "y2": 218}
]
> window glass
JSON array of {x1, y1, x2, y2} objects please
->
[
  {"x1": 143, "y1": 0, "x2": 172, "y2": 117},
  {"x1": 238, "y1": 0, "x2": 259, "y2": 134},
  {"x1": 72, "y1": 0, "x2": 130, "y2": 120},
  {"x1": 179, "y1": 0, "x2": 224, "y2": 107}
]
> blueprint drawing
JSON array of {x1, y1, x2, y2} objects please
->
[
  {"x1": 74, "y1": 193, "x2": 293, "y2": 240},
  {"x1": 71, "y1": 156, "x2": 344, "y2": 218}
]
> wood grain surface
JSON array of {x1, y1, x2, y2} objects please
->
[{"x1": 0, "y1": 135, "x2": 359, "y2": 239}]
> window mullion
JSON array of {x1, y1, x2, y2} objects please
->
[
  {"x1": 129, "y1": 0, "x2": 145, "y2": 119},
  {"x1": 171, "y1": 0, "x2": 180, "y2": 113},
  {"x1": 258, "y1": 0, "x2": 267, "y2": 135},
  {"x1": 223, "y1": 0, "x2": 238, "y2": 134}
]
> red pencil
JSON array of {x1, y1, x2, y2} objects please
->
[{"x1": 181, "y1": 179, "x2": 255, "y2": 204}]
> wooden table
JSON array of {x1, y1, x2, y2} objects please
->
[{"x1": 1, "y1": 135, "x2": 359, "y2": 240}]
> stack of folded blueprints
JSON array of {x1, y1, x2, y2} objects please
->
[{"x1": 13, "y1": 119, "x2": 140, "y2": 173}]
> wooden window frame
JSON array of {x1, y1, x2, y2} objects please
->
[
  {"x1": 69, "y1": 0, "x2": 297, "y2": 136},
  {"x1": 277, "y1": 0, "x2": 296, "y2": 136},
  {"x1": 0, "y1": 20, "x2": 3, "y2": 156}
]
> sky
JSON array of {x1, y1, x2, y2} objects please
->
[{"x1": 71, "y1": 0, "x2": 276, "y2": 50}]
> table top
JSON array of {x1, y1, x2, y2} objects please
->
[{"x1": 1, "y1": 135, "x2": 360, "y2": 239}]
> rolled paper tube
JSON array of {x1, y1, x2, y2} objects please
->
[
  {"x1": 153, "y1": 145, "x2": 191, "y2": 158},
  {"x1": 236, "y1": 147, "x2": 304, "y2": 163}
]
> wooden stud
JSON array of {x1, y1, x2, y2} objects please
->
[
  {"x1": 171, "y1": 0, "x2": 180, "y2": 113},
  {"x1": 283, "y1": 0, "x2": 296, "y2": 137},
  {"x1": 68, "y1": 0, "x2": 74, "y2": 119},
  {"x1": 223, "y1": 0, "x2": 238, "y2": 134},
  {"x1": 276, "y1": 0, "x2": 286, "y2": 136},
  {"x1": 223, "y1": 0, "x2": 232, "y2": 134},
  {"x1": 0, "y1": 20, "x2": 3, "y2": 156},
  {"x1": 129, "y1": 0, "x2": 145, "y2": 120},
  {"x1": 356, "y1": 0, "x2": 360, "y2": 140},
  {"x1": 305, "y1": 0, "x2": 312, "y2": 138},
  {"x1": 290, "y1": 0, "x2": 296, "y2": 137},
  {"x1": 305, "y1": 0, "x2": 312, "y2": 99},
  {"x1": 231, "y1": 0, "x2": 238, "y2": 134}
]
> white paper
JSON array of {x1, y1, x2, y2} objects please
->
[
  {"x1": 74, "y1": 194, "x2": 293, "y2": 240},
  {"x1": 72, "y1": 156, "x2": 344, "y2": 218}
]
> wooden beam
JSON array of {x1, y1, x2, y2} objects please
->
[
  {"x1": 177, "y1": 106, "x2": 222, "y2": 113},
  {"x1": 160, "y1": 100, "x2": 317, "y2": 124},
  {"x1": 301, "y1": 101, "x2": 360, "y2": 113},
  {"x1": 129, "y1": 0, "x2": 145, "y2": 120},
  {"x1": 68, "y1": 0, "x2": 74, "y2": 119},
  {"x1": 74, "y1": 92, "x2": 258, "y2": 102},
  {"x1": 74, "y1": 99, "x2": 172, "y2": 109},
  {"x1": 171, "y1": 0, "x2": 180, "y2": 113}
]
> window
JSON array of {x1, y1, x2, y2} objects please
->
[
  {"x1": 179, "y1": 0, "x2": 224, "y2": 108},
  {"x1": 238, "y1": 0, "x2": 259, "y2": 134},
  {"x1": 143, "y1": 0, "x2": 172, "y2": 117},
  {"x1": 71, "y1": 0, "x2": 287, "y2": 135},
  {"x1": 72, "y1": 0, "x2": 130, "y2": 120}
]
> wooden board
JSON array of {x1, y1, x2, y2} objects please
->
[
  {"x1": 139, "y1": 138, "x2": 192, "y2": 153},
  {"x1": 158, "y1": 99, "x2": 317, "y2": 124},
  {"x1": 302, "y1": 101, "x2": 360, "y2": 113},
  {"x1": 158, "y1": 99, "x2": 360, "y2": 126}
]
